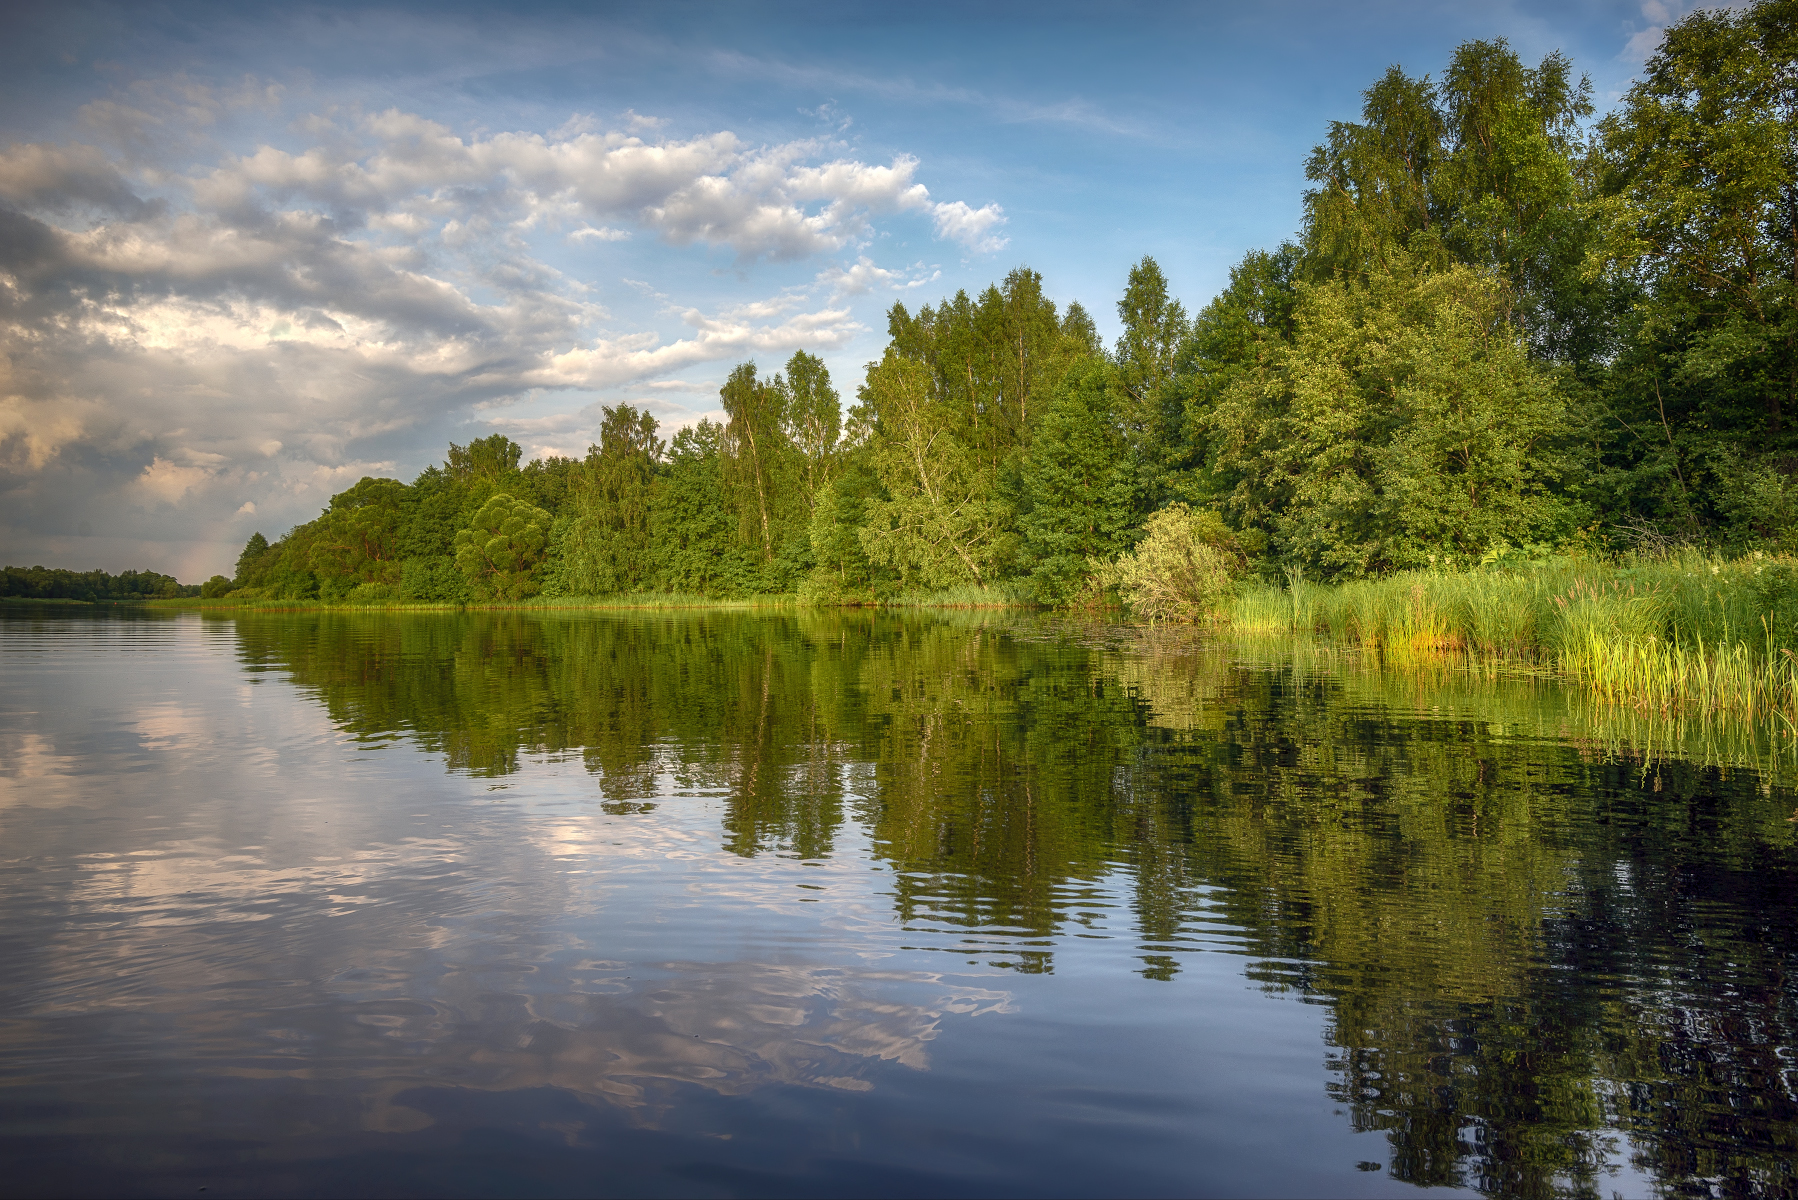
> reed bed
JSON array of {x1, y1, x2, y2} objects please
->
[
  {"x1": 1110, "y1": 620, "x2": 1798, "y2": 793},
  {"x1": 1218, "y1": 551, "x2": 1798, "y2": 718}
]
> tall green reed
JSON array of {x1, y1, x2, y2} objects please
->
[{"x1": 1217, "y1": 552, "x2": 1798, "y2": 718}]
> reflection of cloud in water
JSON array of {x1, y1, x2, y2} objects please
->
[
  {"x1": 0, "y1": 732, "x2": 71, "y2": 796},
  {"x1": 331, "y1": 962, "x2": 1013, "y2": 1132}
]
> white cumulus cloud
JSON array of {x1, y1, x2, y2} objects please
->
[
  {"x1": 0, "y1": 82, "x2": 1007, "y2": 577},
  {"x1": 930, "y1": 200, "x2": 1009, "y2": 254}
]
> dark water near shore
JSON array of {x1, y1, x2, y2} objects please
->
[{"x1": 1, "y1": 608, "x2": 1794, "y2": 1199}]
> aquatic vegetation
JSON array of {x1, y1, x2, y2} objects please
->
[
  {"x1": 884, "y1": 581, "x2": 1036, "y2": 609},
  {"x1": 1217, "y1": 552, "x2": 1798, "y2": 717}
]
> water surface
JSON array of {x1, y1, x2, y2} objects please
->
[{"x1": 1, "y1": 608, "x2": 1793, "y2": 1197}]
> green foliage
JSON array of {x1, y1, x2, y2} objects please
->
[
  {"x1": 1101, "y1": 504, "x2": 1244, "y2": 623},
  {"x1": 856, "y1": 353, "x2": 1014, "y2": 589},
  {"x1": 446, "y1": 433, "x2": 523, "y2": 485},
  {"x1": 1018, "y1": 357, "x2": 1139, "y2": 602},
  {"x1": 309, "y1": 476, "x2": 408, "y2": 588},
  {"x1": 651, "y1": 419, "x2": 760, "y2": 597},
  {"x1": 1113, "y1": 257, "x2": 1191, "y2": 502},
  {"x1": 801, "y1": 449, "x2": 893, "y2": 604},
  {"x1": 234, "y1": 532, "x2": 269, "y2": 585},
  {"x1": 0, "y1": 565, "x2": 196, "y2": 601},
  {"x1": 885, "y1": 267, "x2": 1085, "y2": 461},
  {"x1": 201, "y1": 575, "x2": 232, "y2": 598},
  {"x1": 454, "y1": 492, "x2": 553, "y2": 600},
  {"x1": 143, "y1": 8, "x2": 1798, "y2": 608},
  {"x1": 783, "y1": 349, "x2": 842, "y2": 505},
  {"x1": 550, "y1": 404, "x2": 664, "y2": 597},
  {"x1": 1592, "y1": 0, "x2": 1798, "y2": 544},
  {"x1": 1299, "y1": 39, "x2": 1603, "y2": 352},
  {"x1": 1211, "y1": 265, "x2": 1583, "y2": 578},
  {"x1": 400, "y1": 555, "x2": 473, "y2": 603}
]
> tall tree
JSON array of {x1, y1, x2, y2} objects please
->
[
  {"x1": 1019, "y1": 358, "x2": 1140, "y2": 602},
  {"x1": 454, "y1": 493, "x2": 552, "y2": 600},
  {"x1": 780, "y1": 350, "x2": 842, "y2": 510},
  {"x1": 446, "y1": 434, "x2": 523, "y2": 485},
  {"x1": 652, "y1": 419, "x2": 759, "y2": 596},
  {"x1": 234, "y1": 532, "x2": 269, "y2": 586},
  {"x1": 719, "y1": 363, "x2": 793, "y2": 565},
  {"x1": 1113, "y1": 257, "x2": 1192, "y2": 501},
  {"x1": 1300, "y1": 40, "x2": 1602, "y2": 359},
  {"x1": 855, "y1": 353, "x2": 1013, "y2": 588},
  {"x1": 1594, "y1": 0, "x2": 1798, "y2": 543},
  {"x1": 554, "y1": 404, "x2": 664, "y2": 596},
  {"x1": 309, "y1": 476, "x2": 410, "y2": 595},
  {"x1": 1210, "y1": 266, "x2": 1583, "y2": 577}
]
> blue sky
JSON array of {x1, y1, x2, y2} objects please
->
[{"x1": 0, "y1": 0, "x2": 1700, "y2": 578}]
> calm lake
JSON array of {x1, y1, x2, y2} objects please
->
[{"x1": 1, "y1": 607, "x2": 1793, "y2": 1198}]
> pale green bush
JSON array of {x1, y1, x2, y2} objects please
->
[{"x1": 1103, "y1": 504, "x2": 1241, "y2": 623}]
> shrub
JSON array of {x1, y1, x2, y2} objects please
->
[
  {"x1": 1104, "y1": 504, "x2": 1242, "y2": 623},
  {"x1": 346, "y1": 582, "x2": 399, "y2": 605},
  {"x1": 400, "y1": 556, "x2": 472, "y2": 602}
]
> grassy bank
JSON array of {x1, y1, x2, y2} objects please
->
[
  {"x1": 139, "y1": 588, "x2": 1033, "y2": 612},
  {"x1": 142, "y1": 592, "x2": 792, "y2": 612},
  {"x1": 882, "y1": 582, "x2": 1037, "y2": 609},
  {"x1": 1223, "y1": 552, "x2": 1798, "y2": 720}
]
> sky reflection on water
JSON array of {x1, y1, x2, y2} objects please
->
[{"x1": 0, "y1": 608, "x2": 1792, "y2": 1198}]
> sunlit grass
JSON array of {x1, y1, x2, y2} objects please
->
[
  {"x1": 1214, "y1": 551, "x2": 1798, "y2": 718},
  {"x1": 517, "y1": 592, "x2": 792, "y2": 609},
  {"x1": 887, "y1": 581, "x2": 1037, "y2": 609},
  {"x1": 146, "y1": 591, "x2": 797, "y2": 611},
  {"x1": 1113, "y1": 621, "x2": 1798, "y2": 791}
]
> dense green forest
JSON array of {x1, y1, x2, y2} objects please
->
[
  {"x1": 215, "y1": 5, "x2": 1797, "y2": 607},
  {"x1": 0, "y1": 565, "x2": 197, "y2": 602}
]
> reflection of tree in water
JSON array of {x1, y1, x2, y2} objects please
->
[{"x1": 228, "y1": 611, "x2": 1797, "y2": 1197}]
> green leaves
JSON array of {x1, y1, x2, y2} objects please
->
[
  {"x1": 454, "y1": 492, "x2": 552, "y2": 600},
  {"x1": 551, "y1": 404, "x2": 664, "y2": 597},
  {"x1": 856, "y1": 354, "x2": 1014, "y2": 589},
  {"x1": 1211, "y1": 267, "x2": 1584, "y2": 578},
  {"x1": 1591, "y1": 0, "x2": 1798, "y2": 539},
  {"x1": 1101, "y1": 504, "x2": 1243, "y2": 623},
  {"x1": 1019, "y1": 357, "x2": 1139, "y2": 603},
  {"x1": 1298, "y1": 39, "x2": 1603, "y2": 359}
]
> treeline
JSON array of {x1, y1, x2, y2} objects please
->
[
  {"x1": 1, "y1": 565, "x2": 197, "y2": 602},
  {"x1": 230, "y1": 5, "x2": 1798, "y2": 603}
]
